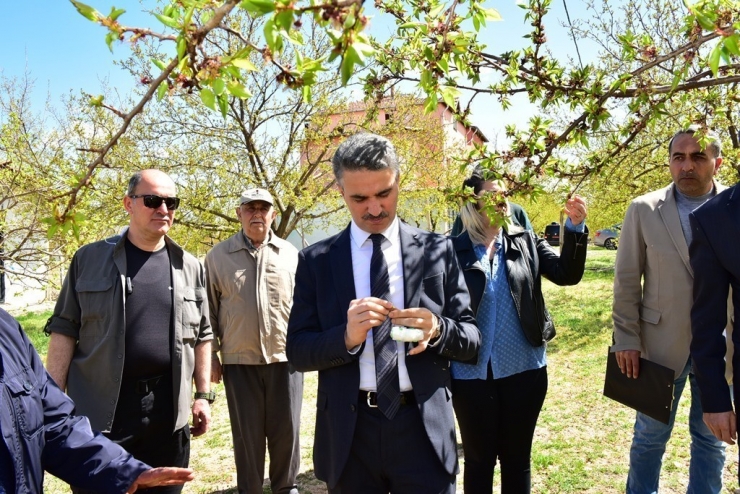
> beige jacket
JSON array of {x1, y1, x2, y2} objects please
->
[
  {"x1": 612, "y1": 182, "x2": 732, "y2": 379},
  {"x1": 205, "y1": 230, "x2": 298, "y2": 365}
]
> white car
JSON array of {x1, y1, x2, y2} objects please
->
[{"x1": 593, "y1": 224, "x2": 621, "y2": 250}]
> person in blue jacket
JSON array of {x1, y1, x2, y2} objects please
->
[{"x1": 0, "y1": 307, "x2": 194, "y2": 493}]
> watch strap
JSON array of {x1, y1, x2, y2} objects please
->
[{"x1": 194, "y1": 391, "x2": 216, "y2": 404}]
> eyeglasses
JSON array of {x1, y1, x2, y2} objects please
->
[
  {"x1": 240, "y1": 204, "x2": 272, "y2": 214},
  {"x1": 129, "y1": 195, "x2": 180, "y2": 210}
]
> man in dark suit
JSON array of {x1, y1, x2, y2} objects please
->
[
  {"x1": 286, "y1": 132, "x2": 480, "y2": 493},
  {"x1": 689, "y1": 182, "x2": 740, "y2": 469}
]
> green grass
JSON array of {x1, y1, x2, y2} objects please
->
[
  {"x1": 28, "y1": 247, "x2": 740, "y2": 492},
  {"x1": 15, "y1": 310, "x2": 52, "y2": 355}
]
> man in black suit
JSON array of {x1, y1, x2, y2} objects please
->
[
  {"x1": 286, "y1": 132, "x2": 480, "y2": 493},
  {"x1": 689, "y1": 183, "x2": 740, "y2": 466}
]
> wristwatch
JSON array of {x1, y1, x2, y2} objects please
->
[{"x1": 194, "y1": 391, "x2": 216, "y2": 404}]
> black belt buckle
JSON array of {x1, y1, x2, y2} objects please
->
[
  {"x1": 135, "y1": 376, "x2": 162, "y2": 394},
  {"x1": 362, "y1": 390, "x2": 414, "y2": 407}
]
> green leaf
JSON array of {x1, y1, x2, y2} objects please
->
[
  {"x1": 424, "y1": 93, "x2": 438, "y2": 114},
  {"x1": 183, "y1": 5, "x2": 195, "y2": 28},
  {"x1": 436, "y1": 57, "x2": 449, "y2": 73},
  {"x1": 720, "y1": 45, "x2": 732, "y2": 65},
  {"x1": 212, "y1": 78, "x2": 226, "y2": 95},
  {"x1": 302, "y1": 85, "x2": 312, "y2": 103},
  {"x1": 177, "y1": 37, "x2": 187, "y2": 60},
  {"x1": 694, "y1": 13, "x2": 715, "y2": 31},
  {"x1": 47, "y1": 222, "x2": 60, "y2": 240},
  {"x1": 232, "y1": 58, "x2": 258, "y2": 71},
  {"x1": 177, "y1": 54, "x2": 189, "y2": 73},
  {"x1": 264, "y1": 19, "x2": 279, "y2": 52},
  {"x1": 109, "y1": 7, "x2": 125, "y2": 21},
  {"x1": 440, "y1": 86, "x2": 460, "y2": 109},
  {"x1": 224, "y1": 47, "x2": 254, "y2": 64},
  {"x1": 157, "y1": 81, "x2": 168, "y2": 101},
  {"x1": 200, "y1": 88, "x2": 216, "y2": 110},
  {"x1": 152, "y1": 58, "x2": 167, "y2": 71},
  {"x1": 472, "y1": 13, "x2": 480, "y2": 31},
  {"x1": 398, "y1": 22, "x2": 423, "y2": 30},
  {"x1": 70, "y1": 0, "x2": 100, "y2": 22},
  {"x1": 483, "y1": 8, "x2": 501, "y2": 21},
  {"x1": 275, "y1": 10, "x2": 293, "y2": 31},
  {"x1": 154, "y1": 13, "x2": 180, "y2": 29},
  {"x1": 218, "y1": 94, "x2": 229, "y2": 117},
  {"x1": 724, "y1": 35, "x2": 740, "y2": 57},
  {"x1": 429, "y1": 2, "x2": 446, "y2": 18},
  {"x1": 105, "y1": 31, "x2": 117, "y2": 52},
  {"x1": 240, "y1": 0, "x2": 276, "y2": 16},
  {"x1": 224, "y1": 66, "x2": 241, "y2": 78},
  {"x1": 227, "y1": 81, "x2": 252, "y2": 99},
  {"x1": 349, "y1": 43, "x2": 371, "y2": 64},
  {"x1": 344, "y1": 12, "x2": 356, "y2": 29},
  {"x1": 341, "y1": 44, "x2": 365, "y2": 86},
  {"x1": 420, "y1": 69, "x2": 431, "y2": 89},
  {"x1": 708, "y1": 43, "x2": 721, "y2": 75},
  {"x1": 340, "y1": 54, "x2": 355, "y2": 86},
  {"x1": 670, "y1": 69, "x2": 682, "y2": 91},
  {"x1": 89, "y1": 94, "x2": 104, "y2": 106},
  {"x1": 286, "y1": 29, "x2": 304, "y2": 46}
]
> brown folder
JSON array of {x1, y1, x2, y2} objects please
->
[{"x1": 603, "y1": 350, "x2": 675, "y2": 424}]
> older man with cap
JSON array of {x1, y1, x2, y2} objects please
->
[{"x1": 204, "y1": 188, "x2": 302, "y2": 494}]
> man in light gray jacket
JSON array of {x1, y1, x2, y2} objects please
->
[{"x1": 611, "y1": 128, "x2": 731, "y2": 494}]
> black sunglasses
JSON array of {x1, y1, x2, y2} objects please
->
[{"x1": 129, "y1": 195, "x2": 181, "y2": 210}]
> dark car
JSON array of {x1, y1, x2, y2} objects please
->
[
  {"x1": 543, "y1": 222, "x2": 560, "y2": 246},
  {"x1": 594, "y1": 224, "x2": 621, "y2": 250}
]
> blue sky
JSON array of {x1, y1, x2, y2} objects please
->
[
  {"x1": 1, "y1": 0, "x2": 597, "y2": 139},
  {"x1": 1, "y1": 1, "x2": 151, "y2": 104}
]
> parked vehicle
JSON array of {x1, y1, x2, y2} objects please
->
[
  {"x1": 594, "y1": 224, "x2": 621, "y2": 250},
  {"x1": 543, "y1": 222, "x2": 560, "y2": 246}
]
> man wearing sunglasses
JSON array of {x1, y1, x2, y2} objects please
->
[{"x1": 45, "y1": 169, "x2": 213, "y2": 493}]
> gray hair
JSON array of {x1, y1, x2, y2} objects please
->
[
  {"x1": 332, "y1": 132, "x2": 401, "y2": 184},
  {"x1": 668, "y1": 126, "x2": 722, "y2": 158},
  {"x1": 127, "y1": 171, "x2": 144, "y2": 196}
]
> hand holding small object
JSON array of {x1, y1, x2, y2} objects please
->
[{"x1": 391, "y1": 326, "x2": 424, "y2": 342}]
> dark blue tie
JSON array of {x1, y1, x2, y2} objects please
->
[{"x1": 370, "y1": 233, "x2": 400, "y2": 419}]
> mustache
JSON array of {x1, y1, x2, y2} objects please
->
[{"x1": 362, "y1": 211, "x2": 389, "y2": 221}]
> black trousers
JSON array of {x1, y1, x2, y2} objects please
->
[
  {"x1": 74, "y1": 377, "x2": 189, "y2": 494},
  {"x1": 330, "y1": 395, "x2": 455, "y2": 494},
  {"x1": 452, "y1": 366, "x2": 548, "y2": 494}
]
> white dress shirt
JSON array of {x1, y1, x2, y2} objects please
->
[{"x1": 349, "y1": 217, "x2": 412, "y2": 391}]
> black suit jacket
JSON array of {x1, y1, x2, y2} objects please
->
[
  {"x1": 286, "y1": 221, "x2": 480, "y2": 488},
  {"x1": 690, "y1": 183, "x2": 740, "y2": 414}
]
